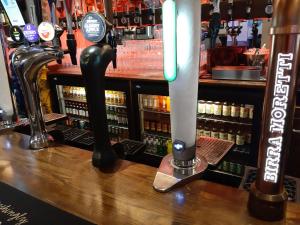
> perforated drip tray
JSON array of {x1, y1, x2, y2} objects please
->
[
  {"x1": 239, "y1": 166, "x2": 300, "y2": 203},
  {"x1": 44, "y1": 113, "x2": 68, "y2": 124},
  {"x1": 196, "y1": 137, "x2": 234, "y2": 166},
  {"x1": 73, "y1": 133, "x2": 95, "y2": 146}
]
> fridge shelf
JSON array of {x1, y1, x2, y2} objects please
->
[
  {"x1": 232, "y1": 145, "x2": 251, "y2": 155},
  {"x1": 64, "y1": 97, "x2": 86, "y2": 103},
  {"x1": 208, "y1": 169, "x2": 244, "y2": 178},
  {"x1": 108, "y1": 124, "x2": 129, "y2": 129},
  {"x1": 143, "y1": 131, "x2": 171, "y2": 138},
  {"x1": 140, "y1": 108, "x2": 170, "y2": 115},
  {"x1": 64, "y1": 97, "x2": 127, "y2": 108},
  {"x1": 67, "y1": 114, "x2": 89, "y2": 121},
  {"x1": 106, "y1": 104, "x2": 127, "y2": 108},
  {"x1": 197, "y1": 114, "x2": 253, "y2": 126},
  {"x1": 143, "y1": 150, "x2": 165, "y2": 158}
]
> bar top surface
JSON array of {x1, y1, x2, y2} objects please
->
[
  {"x1": 0, "y1": 132, "x2": 299, "y2": 225},
  {"x1": 47, "y1": 65, "x2": 266, "y2": 88}
]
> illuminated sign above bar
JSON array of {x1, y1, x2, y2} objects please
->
[{"x1": 264, "y1": 53, "x2": 293, "y2": 183}]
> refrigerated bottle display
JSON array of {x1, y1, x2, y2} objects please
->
[
  {"x1": 197, "y1": 99, "x2": 254, "y2": 155},
  {"x1": 139, "y1": 94, "x2": 171, "y2": 157},
  {"x1": 57, "y1": 85, "x2": 129, "y2": 142}
]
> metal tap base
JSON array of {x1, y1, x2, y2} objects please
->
[
  {"x1": 248, "y1": 184, "x2": 288, "y2": 221},
  {"x1": 153, "y1": 152, "x2": 208, "y2": 192},
  {"x1": 29, "y1": 133, "x2": 49, "y2": 150}
]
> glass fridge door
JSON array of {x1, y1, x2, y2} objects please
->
[
  {"x1": 139, "y1": 94, "x2": 172, "y2": 157},
  {"x1": 56, "y1": 85, "x2": 129, "y2": 142}
]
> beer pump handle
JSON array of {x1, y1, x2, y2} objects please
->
[
  {"x1": 48, "y1": 0, "x2": 63, "y2": 64},
  {"x1": 80, "y1": 11, "x2": 120, "y2": 169},
  {"x1": 80, "y1": 45, "x2": 118, "y2": 168},
  {"x1": 108, "y1": 31, "x2": 117, "y2": 69},
  {"x1": 63, "y1": 0, "x2": 77, "y2": 65}
]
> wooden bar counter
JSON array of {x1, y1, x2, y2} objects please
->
[
  {"x1": 47, "y1": 64, "x2": 266, "y2": 89},
  {"x1": 0, "y1": 132, "x2": 299, "y2": 225}
]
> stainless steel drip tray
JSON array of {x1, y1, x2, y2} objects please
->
[
  {"x1": 196, "y1": 136, "x2": 234, "y2": 166},
  {"x1": 212, "y1": 66, "x2": 261, "y2": 81},
  {"x1": 153, "y1": 137, "x2": 234, "y2": 192}
]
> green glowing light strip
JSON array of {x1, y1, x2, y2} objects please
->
[{"x1": 163, "y1": 0, "x2": 177, "y2": 82}]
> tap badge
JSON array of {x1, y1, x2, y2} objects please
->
[
  {"x1": 23, "y1": 24, "x2": 39, "y2": 43},
  {"x1": 81, "y1": 12, "x2": 106, "y2": 43},
  {"x1": 38, "y1": 22, "x2": 55, "y2": 42},
  {"x1": 9, "y1": 26, "x2": 24, "y2": 44}
]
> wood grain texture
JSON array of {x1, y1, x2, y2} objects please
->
[
  {"x1": 0, "y1": 132, "x2": 299, "y2": 225},
  {"x1": 47, "y1": 64, "x2": 266, "y2": 88}
]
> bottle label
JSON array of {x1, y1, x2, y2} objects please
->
[
  {"x1": 199, "y1": 129, "x2": 205, "y2": 136},
  {"x1": 240, "y1": 107, "x2": 249, "y2": 118},
  {"x1": 156, "y1": 122, "x2": 162, "y2": 132},
  {"x1": 198, "y1": 102, "x2": 206, "y2": 114},
  {"x1": 148, "y1": 98, "x2": 153, "y2": 109},
  {"x1": 162, "y1": 99, "x2": 167, "y2": 110},
  {"x1": 246, "y1": 133, "x2": 252, "y2": 144},
  {"x1": 231, "y1": 106, "x2": 240, "y2": 118},
  {"x1": 228, "y1": 134, "x2": 236, "y2": 143},
  {"x1": 153, "y1": 98, "x2": 158, "y2": 110},
  {"x1": 249, "y1": 108, "x2": 254, "y2": 119},
  {"x1": 219, "y1": 132, "x2": 228, "y2": 140},
  {"x1": 213, "y1": 104, "x2": 222, "y2": 116},
  {"x1": 204, "y1": 130, "x2": 211, "y2": 137},
  {"x1": 143, "y1": 98, "x2": 148, "y2": 108},
  {"x1": 211, "y1": 131, "x2": 219, "y2": 139},
  {"x1": 205, "y1": 103, "x2": 212, "y2": 114},
  {"x1": 162, "y1": 123, "x2": 168, "y2": 133},
  {"x1": 236, "y1": 134, "x2": 245, "y2": 145},
  {"x1": 222, "y1": 105, "x2": 231, "y2": 117}
]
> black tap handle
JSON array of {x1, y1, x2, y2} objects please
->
[
  {"x1": 54, "y1": 25, "x2": 64, "y2": 64},
  {"x1": 66, "y1": 33, "x2": 77, "y2": 65},
  {"x1": 108, "y1": 31, "x2": 117, "y2": 69},
  {"x1": 80, "y1": 44, "x2": 117, "y2": 169},
  {"x1": 112, "y1": 48, "x2": 117, "y2": 69}
]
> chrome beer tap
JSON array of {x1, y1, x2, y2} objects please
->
[{"x1": 12, "y1": 46, "x2": 63, "y2": 149}]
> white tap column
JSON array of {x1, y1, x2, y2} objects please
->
[{"x1": 169, "y1": 0, "x2": 201, "y2": 152}]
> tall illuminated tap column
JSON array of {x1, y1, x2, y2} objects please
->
[
  {"x1": 153, "y1": 0, "x2": 208, "y2": 192},
  {"x1": 248, "y1": 0, "x2": 300, "y2": 221}
]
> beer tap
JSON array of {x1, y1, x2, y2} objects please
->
[
  {"x1": 265, "y1": 0, "x2": 273, "y2": 19},
  {"x1": 25, "y1": 0, "x2": 39, "y2": 26},
  {"x1": 153, "y1": 0, "x2": 208, "y2": 192},
  {"x1": 63, "y1": 0, "x2": 77, "y2": 65},
  {"x1": 248, "y1": 0, "x2": 300, "y2": 221},
  {"x1": 104, "y1": 0, "x2": 116, "y2": 68},
  {"x1": 12, "y1": 45, "x2": 64, "y2": 149},
  {"x1": 208, "y1": 0, "x2": 221, "y2": 49},
  {"x1": 227, "y1": 0, "x2": 233, "y2": 22},
  {"x1": 80, "y1": 7, "x2": 119, "y2": 168},
  {"x1": 245, "y1": 0, "x2": 252, "y2": 19},
  {"x1": 48, "y1": 0, "x2": 63, "y2": 64}
]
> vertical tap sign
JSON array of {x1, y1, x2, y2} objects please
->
[
  {"x1": 168, "y1": 0, "x2": 201, "y2": 165},
  {"x1": 248, "y1": 0, "x2": 300, "y2": 221},
  {"x1": 153, "y1": 0, "x2": 207, "y2": 192}
]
